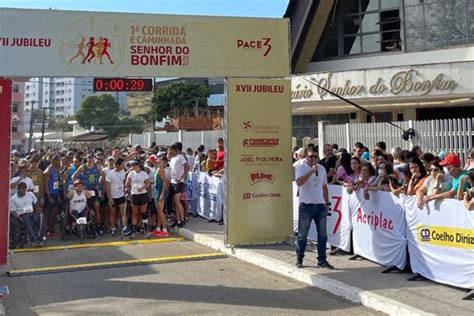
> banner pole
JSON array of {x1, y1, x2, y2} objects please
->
[{"x1": 0, "y1": 78, "x2": 12, "y2": 266}]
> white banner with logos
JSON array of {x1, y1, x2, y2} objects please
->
[
  {"x1": 192, "y1": 172, "x2": 223, "y2": 221},
  {"x1": 350, "y1": 190, "x2": 407, "y2": 269},
  {"x1": 293, "y1": 184, "x2": 352, "y2": 252},
  {"x1": 404, "y1": 196, "x2": 474, "y2": 289}
]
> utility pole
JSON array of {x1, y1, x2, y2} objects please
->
[
  {"x1": 28, "y1": 100, "x2": 36, "y2": 152},
  {"x1": 40, "y1": 107, "x2": 53, "y2": 149}
]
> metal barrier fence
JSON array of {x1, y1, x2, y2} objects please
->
[
  {"x1": 129, "y1": 130, "x2": 224, "y2": 151},
  {"x1": 319, "y1": 118, "x2": 474, "y2": 163}
]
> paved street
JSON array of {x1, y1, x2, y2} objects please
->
[{"x1": 2, "y1": 238, "x2": 377, "y2": 315}]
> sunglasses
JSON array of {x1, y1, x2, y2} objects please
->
[
  {"x1": 432, "y1": 168, "x2": 440, "y2": 172},
  {"x1": 308, "y1": 155, "x2": 318, "y2": 159}
]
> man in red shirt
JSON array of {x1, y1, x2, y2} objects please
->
[{"x1": 215, "y1": 138, "x2": 225, "y2": 172}]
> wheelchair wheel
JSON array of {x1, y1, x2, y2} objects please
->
[
  {"x1": 79, "y1": 224, "x2": 85, "y2": 244},
  {"x1": 59, "y1": 211, "x2": 67, "y2": 241},
  {"x1": 9, "y1": 217, "x2": 21, "y2": 249}
]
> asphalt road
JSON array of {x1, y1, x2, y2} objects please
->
[{"x1": 2, "y1": 238, "x2": 378, "y2": 315}]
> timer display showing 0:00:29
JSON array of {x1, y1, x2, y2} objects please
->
[{"x1": 93, "y1": 78, "x2": 153, "y2": 92}]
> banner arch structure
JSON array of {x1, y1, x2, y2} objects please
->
[{"x1": 0, "y1": 8, "x2": 291, "y2": 262}]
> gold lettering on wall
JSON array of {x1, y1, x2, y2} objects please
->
[{"x1": 292, "y1": 70, "x2": 458, "y2": 100}]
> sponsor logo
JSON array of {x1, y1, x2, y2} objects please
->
[
  {"x1": 242, "y1": 192, "x2": 281, "y2": 200},
  {"x1": 249, "y1": 171, "x2": 275, "y2": 185},
  {"x1": 355, "y1": 208, "x2": 394, "y2": 231},
  {"x1": 237, "y1": 37, "x2": 272, "y2": 57},
  {"x1": 419, "y1": 225, "x2": 431, "y2": 241},
  {"x1": 416, "y1": 225, "x2": 474, "y2": 249},
  {"x1": 243, "y1": 138, "x2": 279, "y2": 147},
  {"x1": 241, "y1": 120, "x2": 280, "y2": 134}
]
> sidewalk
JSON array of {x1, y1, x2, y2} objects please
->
[{"x1": 179, "y1": 217, "x2": 473, "y2": 316}]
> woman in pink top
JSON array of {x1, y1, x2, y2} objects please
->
[{"x1": 332, "y1": 153, "x2": 356, "y2": 184}]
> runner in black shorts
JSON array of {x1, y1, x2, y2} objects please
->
[{"x1": 125, "y1": 160, "x2": 151, "y2": 237}]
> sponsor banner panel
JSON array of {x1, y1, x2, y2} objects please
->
[
  {"x1": 350, "y1": 190, "x2": 407, "y2": 269},
  {"x1": 404, "y1": 196, "x2": 474, "y2": 289},
  {"x1": 292, "y1": 184, "x2": 352, "y2": 252},
  {"x1": 0, "y1": 8, "x2": 289, "y2": 77},
  {"x1": 226, "y1": 78, "x2": 292, "y2": 245}
]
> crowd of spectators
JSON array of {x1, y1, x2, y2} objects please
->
[{"x1": 293, "y1": 142, "x2": 474, "y2": 211}]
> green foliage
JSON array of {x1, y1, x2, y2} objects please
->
[
  {"x1": 103, "y1": 116, "x2": 145, "y2": 141},
  {"x1": 76, "y1": 94, "x2": 120, "y2": 131},
  {"x1": 76, "y1": 94, "x2": 144, "y2": 141},
  {"x1": 48, "y1": 117, "x2": 73, "y2": 132},
  {"x1": 150, "y1": 81, "x2": 210, "y2": 120}
]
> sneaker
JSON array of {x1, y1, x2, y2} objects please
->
[
  {"x1": 158, "y1": 230, "x2": 169, "y2": 237},
  {"x1": 296, "y1": 259, "x2": 303, "y2": 268},
  {"x1": 111, "y1": 227, "x2": 117, "y2": 236},
  {"x1": 122, "y1": 226, "x2": 132, "y2": 236},
  {"x1": 317, "y1": 261, "x2": 334, "y2": 270},
  {"x1": 150, "y1": 228, "x2": 161, "y2": 236},
  {"x1": 177, "y1": 221, "x2": 185, "y2": 228}
]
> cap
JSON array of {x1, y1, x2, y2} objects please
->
[
  {"x1": 86, "y1": 152, "x2": 95, "y2": 158},
  {"x1": 439, "y1": 153, "x2": 461, "y2": 167},
  {"x1": 130, "y1": 160, "x2": 140, "y2": 166},
  {"x1": 157, "y1": 151, "x2": 167, "y2": 157},
  {"x1": 11, "y1": 150, "x2": 18, "y2": 155},
  {"x1": 107, "y1": 156, "x2": 115, "y2": 161},
  {"x1": 147, "y1": 155, "x2": 158, "y2": 163},
  {"x1": 73, "y1": 179, "x2": 83, "y2": 186}
]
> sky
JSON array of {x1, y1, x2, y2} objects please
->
[{"x1": 0, "y1": 0, "x2": 289, "y2": 17}]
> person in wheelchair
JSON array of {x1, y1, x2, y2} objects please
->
[
  {"x1": 10, "y1": 182, "x2": 43, "y2": 246},
  {"x1": 66, "y1": 180, "x2": 93, "y2": 222}
]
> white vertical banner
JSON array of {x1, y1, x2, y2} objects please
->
[
  {"x1": 326, "y1": 185, "x2": 352, "y2": 252},
  {"x1": 196, "y1": 173, "x2": 223, "y2": 221},
  {"x1": 293, "y1": 184, "x2": 352, "y2": 252},
  {"x1": 350, "y1": 190, "x2": 407, "y2": 269},
  {"x1": 404, "y1": 196, "x2": 474, "y2": 289}
]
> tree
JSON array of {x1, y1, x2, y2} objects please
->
[
  {"x1": 48, "y1": 117, "x2": 73, "y2": 132},
  {"x1": 103, "y1": 116, "x2": 145, "y2": 141},
  {"x1": 76, "y1": 94, "x2": 120, "y2": 131},
  {"x1": 149, "y1": 81, "x2": 210, "y2": 121}
]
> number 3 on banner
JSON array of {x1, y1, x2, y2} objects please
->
[{"x1": 331, "y1": 196, "x2": 342, "y2": 234}]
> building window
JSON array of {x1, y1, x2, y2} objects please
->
[
  {"x1": 12, "y1": 125, "x2": 18, "y2": 133},
  {"x1": 313, "y1": 0, "x2": 401, "y2": 61},
  {"x1": 404, "y1": 0, "x2": 472, "y2": 52},
  {"x1": 12, "y1": 103, "x2": 19, "y2": 113},
  {"x1": 292, "y1": 114, "x2": 350, "y2": 139},
  {"x1": 13, "y1": 84, "x2": 19, "y2": 93}
]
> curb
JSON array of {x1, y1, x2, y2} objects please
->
[{"x1": 180, "y1": 228, "x2": 434, "y2": 316}]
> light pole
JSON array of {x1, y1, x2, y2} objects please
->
[
  {"x1": 28, "y1": 100, "x2": 36, "y2": 152},
  {"x1": 40, "y1": 107, "x2": 53, "y2": 149}
]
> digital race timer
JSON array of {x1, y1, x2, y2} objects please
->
[{"x1": 93, "y1": 78, "x2": 153, "y2": 92}]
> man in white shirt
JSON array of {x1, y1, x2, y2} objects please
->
[
  {"x1": 168, "y1": 144, "x2": 189, "y2": 227},
  {"x1": 294, "y1": 148, "x2": 334, "y2": 269},
  {"x1": 10, "y1": 182, "x2": 42, "y2": 245}
]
